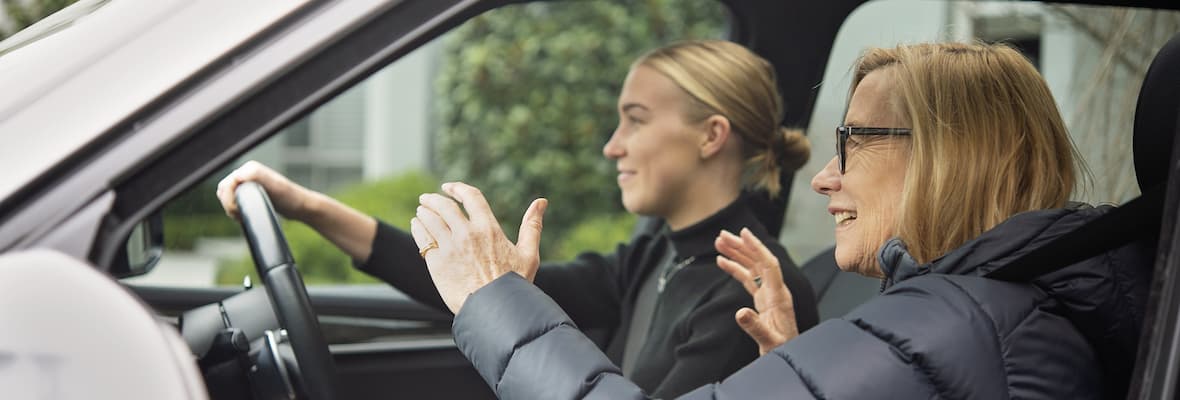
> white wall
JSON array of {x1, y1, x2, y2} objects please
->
[{"x1": 364, "y1": 40, "x2": 440, "y2": 180}]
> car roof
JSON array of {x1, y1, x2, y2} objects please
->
[{"x1": 0, "y1": 0, "x2": 307, "y2": 201}]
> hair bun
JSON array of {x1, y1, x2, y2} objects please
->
[{"x1": 777, "y1": 127, "x2": 811, "y2": 172}]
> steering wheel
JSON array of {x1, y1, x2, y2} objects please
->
[{"x1": 235, "y1": 181, "x2": 339, "y2": 400}]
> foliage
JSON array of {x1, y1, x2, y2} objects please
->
[
  {"x1": 1, "y1": 0, "x2": 77, "y2": 39},
  {"x1": 550, "y1": 211, "x2": 637, "y2": 261},
  {"x1": 433, "y1": 0, "x2": 727, "y2": 256},
  {"x1": 163, "y1": 215, "x2": 240, "y2": 250},
  {"x1": 216, "y1": 171, "x2": 439, "y2": 285},
  {"x1": 162, "y1": 179, "x2": 240, "y2": 250}
]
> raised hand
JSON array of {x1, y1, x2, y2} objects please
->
[
  {"x1": 410, "y1": 182, "x2": 548, "y2": 314},
  {"x1": 714, "y1": 228, "x2": 799, "y2": 355}
]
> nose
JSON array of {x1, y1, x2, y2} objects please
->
[
  {"x1": 603, "y1": 127, "x2": 625, "y2": 160},
  {"x1": 811, "y1": 156, "x2": 841, "y2": 195}
]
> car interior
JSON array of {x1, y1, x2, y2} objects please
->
[{"x1": 1, "y1": 0, "x2": 1179, "y2": 399}]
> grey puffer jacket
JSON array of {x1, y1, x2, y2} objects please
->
[{"x1": 452, "y1": 204, "x2": 1151, "y2": 399}]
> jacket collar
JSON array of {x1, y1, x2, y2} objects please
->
[{"x1": 878, "y1": 203, "x2": 1094, "y2": 288}]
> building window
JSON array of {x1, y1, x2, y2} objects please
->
[{"x1": 285, "y1": 120, "x2": 311, "y2": 147}]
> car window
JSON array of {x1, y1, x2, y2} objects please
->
[
  {"x1": 124, "y1": 0, "x2": 730, "y2": 288},
  {"x1": 782, "y1": 0, "x2": 1180, "y2": 265}
]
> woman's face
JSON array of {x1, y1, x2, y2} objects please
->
[
  {"x1": 604, "y1": 65, "x2": 705, "y2": 218},
  {"x1": 811, "y1": 69, "x2": 911, "y2": 278}
]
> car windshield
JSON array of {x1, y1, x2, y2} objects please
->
[{"x1": 0, "y1": 0, "x2": 110, "y2": 57}]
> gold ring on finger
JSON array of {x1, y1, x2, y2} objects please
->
[{"x1": 419, "y1": 241, "x2": 439, "y2": 258}]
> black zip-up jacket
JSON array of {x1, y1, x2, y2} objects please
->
[
  {"x1": 358, "y1": 196, "x2": 818, "y2": 398},
  {"x1": 450, "y1": 204, "x2": 1150, "y2": 399}
]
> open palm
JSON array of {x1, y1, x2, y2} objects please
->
[{"x1": 714, "y1": 228, "x2": 799, "y2": 355}]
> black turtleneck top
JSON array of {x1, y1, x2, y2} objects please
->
[{"x1": 357, "y1": 196, "x2": 818, "y2": 398}]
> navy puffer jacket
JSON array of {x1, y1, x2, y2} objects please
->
[{"x1": 452, "y1": 204, "x2": 1151, "y2": 399}]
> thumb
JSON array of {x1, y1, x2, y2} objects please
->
[
  {"x1": 516, "y1": 198, "x2": 548, "y2": 256},
  {"x1": 735, "y1": 308, "x2": 775, "y2": 352}
]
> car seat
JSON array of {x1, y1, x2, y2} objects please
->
[
  {"x1": 1112, "y1": 30, "x2": 1180, "y2": 400},
  {"x1": 0, "y1": 250, "x2": 208, "y2": 399},
  {"x1": 799, "y1": 246, "x2": 879, "y2": 321},
  {"x1": 1133, "y1": 32, "x2": 1180, "y2": 193}
]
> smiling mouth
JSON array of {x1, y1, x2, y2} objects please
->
[{"x1": 835, "y1": 211, "x2": 857, "y2": 226}]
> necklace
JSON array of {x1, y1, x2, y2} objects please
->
[{"x1": 657, "y1": 256, "x2": 696, "y2": 293}]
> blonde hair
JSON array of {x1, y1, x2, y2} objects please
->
[
  {"x1": 852, "y1": 42, "x2": 1086, "y2": 263},
  {"x1": 634, "y1": 40, "x2": 809, "y2": 197}
]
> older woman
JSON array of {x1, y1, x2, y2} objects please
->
[{"x1": 411, "y1": 42, "x2": 1150, "y2": 399}]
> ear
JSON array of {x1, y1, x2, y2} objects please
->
[{"x1": 699, "y1": 114, "x2": 732, "y2": 159}]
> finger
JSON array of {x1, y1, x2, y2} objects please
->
[
  {"x1": 717, "y1": 255, "x2": 758, "y2": 295},
  {"x1": 241, "y1": 160, "x2": 264, "y2": 174},
  {"x1": 215, "y1": 172, "x2": 244, "y2": 220},
  {"x1": 735, "y1": 308, "x2": 779, "y2": 351},
  {"x1": 740, "y1": 227, "x2": 784, "y2": 283},
  {"x1": 515, "y1": 198, "x2": 548, "y2": 258},
  {"x1": 216, "y1": 161, "x2": 271, "y2": 218},
  {"x1": 416, "y1": 205, "x2": 453, "y2": 246},
  {"x1": 715, "y1": 230, "x2": 759, "y2": 267},
  {"x1": 419, "y1": 193, "x2": 468, "y2": 236},
  {"x1": 237, "y1": 163, "x2": 273, "y2": 189},
  {"x1": 409, "y1": 217, "x2": 437, "y2": 253},
  {"x1": 237, "y1": 161, "x2": 289, "y2": 191},
  {"x1": 441, "y1": 182, "x2": 498, "y2": 227}
]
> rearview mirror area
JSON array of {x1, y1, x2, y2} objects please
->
[{"x1": 111, "y1": 213, "x2": 163, "y2": 279}]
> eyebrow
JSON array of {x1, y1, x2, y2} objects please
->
[{"x1": 621, "y1": 103, "x2": 650, "y2": 113}]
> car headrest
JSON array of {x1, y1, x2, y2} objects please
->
[
  {"x1": 1133, "y1": 32, "x2": 1180, "y2": 191},
  {"x1": 0, "y1": 250, "x2": 208, "y2": 400}
]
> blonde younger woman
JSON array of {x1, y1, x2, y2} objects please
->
[{"x1": 219, "y1": 40, "x2": 818, "y2": 398}]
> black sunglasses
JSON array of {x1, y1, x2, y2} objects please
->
[{"x1": 836, "y1": 126, "x2": 912, "y2": 174}]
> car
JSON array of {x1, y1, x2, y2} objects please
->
[{"x1": 0, "y1": 0, "x2": 1177, "y2": 398}]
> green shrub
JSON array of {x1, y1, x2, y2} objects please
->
[
  {"x1": 216, "y1": 171, "x2": 439, "y2": 285},
  {"x1": 549, "y1": 212, "x2": 637, "y2": 261},
  {"x1": 163, "y1": 214, "x2": 240, "y2": 250},
  {"x1": 434, "y1": 0, "x2": 726, "y2": 256},
  {"x1": 163, "y1": 178, "x2": 241, "y2": 250}
]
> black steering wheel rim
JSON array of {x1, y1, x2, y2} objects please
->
[{"x1": 235, "y1": 181, "x2": 338, "y2": 400}]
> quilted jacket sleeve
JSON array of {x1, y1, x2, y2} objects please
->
[
  {"x1": 452, "y1": 273, "x2": 1024, "y2": 400},
  {"x1": 453, "y1": 273, "x2": 819, "y2": 399},
  {"x1": 453, "y1": 273, "x2": 646, "y2": 400},
  {"x1": 357, "y1": 220, "x2": 626, "y2": 328}
]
